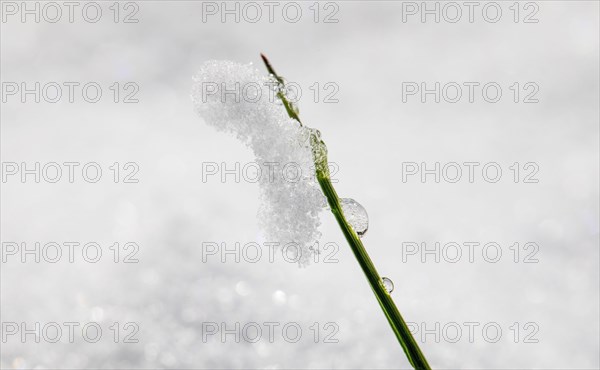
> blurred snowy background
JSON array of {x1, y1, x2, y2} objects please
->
[{"x1": 1, "y1": 1, "x2": 599, "y2": 369}]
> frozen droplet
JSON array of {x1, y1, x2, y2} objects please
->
[
  {"x1": 382, "y1": 277, "x2": 394, "y2": 293},
  {"x1": 340, "y1": 198, "x2": 369, "y2": 237}
]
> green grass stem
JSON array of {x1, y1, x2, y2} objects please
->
[{"x1": 261, "y1": 53, "x2": 432, "y2": 370}]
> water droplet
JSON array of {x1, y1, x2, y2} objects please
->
[
  {"x1": 340, "y1": 198, "x2": 369, "y2": 237},
  {"x1": 382, "y1": 277, "x2": 394, "y2": 293}
]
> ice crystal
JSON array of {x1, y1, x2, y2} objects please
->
[{"x1": 191, "y1": 61, "x2": 325, "y2": 266}]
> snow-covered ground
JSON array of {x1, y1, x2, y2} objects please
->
[{"x1": 1, "y1": 1, "x2": 598, "y2": 368}]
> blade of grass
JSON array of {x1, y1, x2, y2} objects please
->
[
  {"x1": 261, "y1": 53, "x2": 432, "y2": 370},
  {"x1": 260, "y1": 53, "x2": 303, "y2": 125}
]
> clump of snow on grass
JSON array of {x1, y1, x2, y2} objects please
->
[{"x1": 191, "y1": 60, "x2": 325, "y2": 266}]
